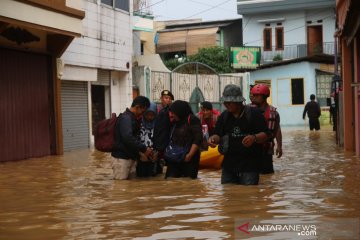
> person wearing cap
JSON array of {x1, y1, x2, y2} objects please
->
[
  {"x1": 153, "y1": 90, "x2": 174, "y2": 173},
  {"x1": 197, "y1": 101, "x2": 221, "y2": 137},
  {"x1": 157, "y1": 90, "x2": 174, "y2": 112},
  {"x1": 250, "y1": 84, "x2": 282, "y2": 174},
  {"x1": 208, "y1": 84, "x2": 269, "y2": 185}
]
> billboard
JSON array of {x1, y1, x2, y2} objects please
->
[{"x1": 230, "y1": 47, "x2": 261, "y2": 69}]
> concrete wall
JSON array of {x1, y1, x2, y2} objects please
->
[
  {"x1": 250, "y1": 61, "x2": 321, "y2": 126},
  {"x1": 61, "y1": 0, "x2": 133, "y2": 111},
  {"x1": 242, "y1": 8, "x2": 335, "y2": 47}
]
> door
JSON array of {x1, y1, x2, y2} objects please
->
[
  {"x1": 307, "y1": 26, "x2": 323, "y2": 56},
  {"x1": 61, "y1": 81, "x2": 90, "y2": 151},
  {"x1": 0, "y1": 48, "x2": 53, "y2": 162}
]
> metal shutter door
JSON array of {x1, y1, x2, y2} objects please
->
[{"x1": 61, "y1": 81, "x2": 89, "y2": 151}]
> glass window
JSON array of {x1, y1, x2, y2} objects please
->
[
  {"x1": 291, "y1": 78, "x2": 304, "y2": 105},
  {"x1": 101, "y1": 0, "x2": 113, "y2": 6},
  {"x1": 115, "y1": 0, "x2": 129, "y2": 12}
]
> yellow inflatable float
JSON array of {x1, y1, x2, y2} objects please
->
[{"x1": 199, "y1": 146, "x2": 224, "y2": 170}]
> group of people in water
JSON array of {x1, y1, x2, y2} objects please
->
[{"x1": 111, "y1": 84, "x2": 283, "y2": 185}]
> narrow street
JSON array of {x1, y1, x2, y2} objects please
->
[{"x1": 0, "y1": 126, "x2": 359, "y2": 239}]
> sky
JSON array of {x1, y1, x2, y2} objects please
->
[{"x1": 150, "y1": 0, "x2": 241, "y2": 22}]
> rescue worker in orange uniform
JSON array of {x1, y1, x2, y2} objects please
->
[{"x1": 250, "y1": 84, "x2": 283, "y2": 174}]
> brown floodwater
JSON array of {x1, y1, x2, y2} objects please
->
[{"x1": 1, "y1": 127, "x2": 360, "y2": 240}]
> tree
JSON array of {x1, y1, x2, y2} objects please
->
[{"x1": 188, "y1": 46, "x2": 234, "y2": 73}]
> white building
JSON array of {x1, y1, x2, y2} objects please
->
[
  {"x1": 61, "y1": 0, "x2": 133, "y2": 151},
  {"x1": 237, "y1": 0, "x2": 336, "y2": 63},
  {"x1": 237, "y1": 0, "x2": 336, "y2": 128}
]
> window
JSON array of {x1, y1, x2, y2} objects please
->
[
  {"x1": 115, "y1": 0, "x2": 129, "y2": 12},
  {"x1": 316, "y1": 72, "x2": 332, "y2": 106},
  {"x1": 263, "y1": 28, "x2": 272, "y2": 51},
  {"x1": 101, "y1": 0, "x2": 113, "y2": 6},
  {"x1": 141, "y1": 42, "x2": 144, "y2": 55},
  {"x1": 101, "y1": 0, "x2": 129, "y2": 12},
  {"x1": 291, "y1": 78, "x2": 304, "y2": 105},
  {"x1": 275, "y1": 27, "x2": 284, "y2": 50}
]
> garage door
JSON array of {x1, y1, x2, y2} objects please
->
[
  {"x1": 61, "y1": 81, "x2": 89, "y2": 151},
  {"x1": 0, "y1": 48, "x2": 53, "y2": 162}
]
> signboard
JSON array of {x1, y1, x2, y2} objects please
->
[{"x1": 230, "y1": 47, "x2": 261, "y2": 69}]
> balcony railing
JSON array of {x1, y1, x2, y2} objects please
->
[{"x1": 261, "y1": 42, "x2": 335, "y2": 63}]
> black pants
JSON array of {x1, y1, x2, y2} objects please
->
[
  {"x1": 261, "y1": 154, "x2": 274, "y2": 174},
  {"x1": 221, "y1": 168, "x2": 259, "y2": 185},
  {"x1": 309, "y1": 118, "x2": 320, "y2": 131},
  {"x1": 165, "y1": 152, "x2": 200, "y2": 179}
]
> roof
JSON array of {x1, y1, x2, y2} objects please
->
[
  {"x1": 253, "y1": 54, "x2": 336, "y2": 70},
  {"x1": 157, "y1": 18, "x2": 242, "y2": 32},
  {"x1": 238, "y1": 0, "x2": 335, "y2": 15}
]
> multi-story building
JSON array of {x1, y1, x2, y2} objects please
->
[
  {"x1": 237, "y1": 0, "x2": 337, "y2": 126},
  {"x1": 60, "y1": 0, "x2": 133, "y2": 151},
  {"x1": 0, "y1": 0, "x2": 84, "y2": 161},
  {"x1": 238, "y1": 0, "x2": 336, "y2": 63}
]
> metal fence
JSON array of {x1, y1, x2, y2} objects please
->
[
  {"x1": 261, "y1": 42, "x2": 335, "y2": 63},
  {"x1": 144, "y1": 62, "x2": 245, "y2": 113}
]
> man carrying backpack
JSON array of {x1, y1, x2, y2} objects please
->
[
  {"x1": 208, "y1": 84, "x2": 269, "y2": 185},
  {"x1": 111, "y1": 96, "x2": 152, "y2": 180}
]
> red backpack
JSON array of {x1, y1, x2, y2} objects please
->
[{"x1": 94, "y1": 113, "x2": 118, "y2": 152}]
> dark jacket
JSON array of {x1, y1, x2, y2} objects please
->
[
  {"x1": 303, "y1": 101, "x2": 321, "y2": 119},
  {"x1": 214, "y1": 106, "x2": 269, "y2": 172},
  {"x1": 111, "y1": 108, "x2": 147, "y2": 160},
  {"x1": 153, "y1": 105, "x2": 171, "y2": 151}
]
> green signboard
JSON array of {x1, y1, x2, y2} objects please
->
[{"x1": 230, "y1": 47, "x2": 261, "y2": 69}]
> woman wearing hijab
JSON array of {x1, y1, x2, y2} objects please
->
[
  {"x1": 165, "y1": 100, "x2": 203, "y2": 179},
  {"x1": 137, "y1": 102, "x2": 159, "y2": 177}
]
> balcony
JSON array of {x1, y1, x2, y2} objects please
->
[{"x1": 261, "y1": 42, "x2": 335, "y2": 63}]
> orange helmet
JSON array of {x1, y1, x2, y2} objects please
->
[{"x1": 250, "y1": 84, "x2": 270, "y2": 97}]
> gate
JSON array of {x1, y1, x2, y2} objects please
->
[{"x1": 147, "y1": 62, "x2": 244, "y2": 113}]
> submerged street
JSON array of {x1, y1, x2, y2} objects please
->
[{"x1": 0, "y1": 126, "x2": 359, "y2": 239}]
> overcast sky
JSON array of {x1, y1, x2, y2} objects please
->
[{"x1": 150, "y1": 0, "x2": 241, "y2": 21}]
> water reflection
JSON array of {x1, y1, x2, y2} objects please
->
[{"x1": 0, "y1": 127, "x2": 359, "y2": 239}]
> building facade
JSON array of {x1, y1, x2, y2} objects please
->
[
  {"x1": 249, "y1": 56, "x2": 335, "y2": 126},
  {"x1": 336, "y1": 0, "x2": 360, "y2": 155},
  {"x1": 238, "y1": 0, "x2": 336, "y2": 63},
  {"x1": 0, "y1": 0, "x2": 84, "y2": 161},
  {"x1": 60, "y1": 0, "x2": 133, "y2": 151}
]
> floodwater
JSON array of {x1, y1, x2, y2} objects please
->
[{"x1": 1, "y1": 126, "x2": 360, "y2": 240}]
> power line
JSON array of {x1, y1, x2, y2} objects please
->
[
  {"x1": 133, "y1": 0, "x2": 166, "y2": 14},
  {"x1": 186, "y1": 0, "x2": 234, "y2": 12},
  {"x1": 184, "y1": 0, "x2": 234, "y2": 20}
]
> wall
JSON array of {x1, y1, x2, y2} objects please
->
[
  {"x1": 0, "y1": 0, "x2": 83, "y2": 36},
  {"x1": 243, "y1": 11, "x2": 306, "y2": 47},
  {"x1": 242, "y1": 8, "x2": 335, "y2": 47},
  {"x1": 111, "y1": 71, "x2": 133, "y2": 114},
  {"x1": 222, "y1": 20, "x2": 243, "y2": 47},
  {"x1": 61, "y1": 0, "x2": 132, "y2": 71},
  {"x1": 250, "y1": 61, "x2": 320, "y2": 126}
]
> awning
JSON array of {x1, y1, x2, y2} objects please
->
[
  {"x1": 186, "y1": 27, "x2": 219, "y2": 55},
  {"x1": 156, "y1": 27, "x2": 219, "y2": 55},
  {"x1": 156, "y1": 30, "x2": 187, "y2": 53}
]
